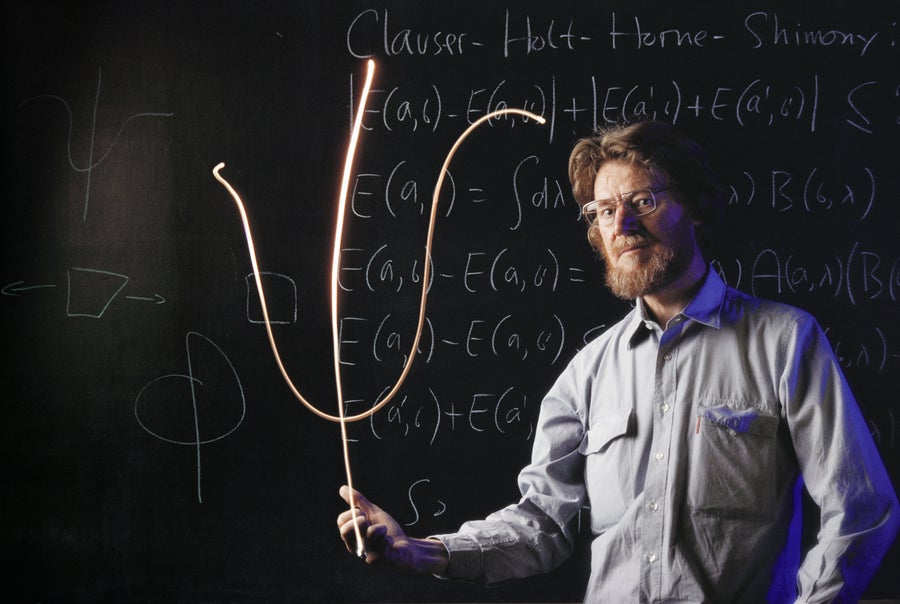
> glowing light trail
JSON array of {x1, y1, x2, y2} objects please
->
[{"x1": 213, "y1": 59, "x2": 545, "y2": 559}]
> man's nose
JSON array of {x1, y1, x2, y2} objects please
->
[{"x1": 614, "y1": 204, "x2": 639, "y2": 235}]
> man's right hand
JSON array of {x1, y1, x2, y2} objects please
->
[{"x1": 337, "y1": 486, "x2": 450, "y2": 575}]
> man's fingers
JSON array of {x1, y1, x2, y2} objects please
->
[
  {"x1": 366, "y1": 522, "x2": 388, "y2": 541},
  {"x1": 338, "y1": 514, "x2": 368, "y2": 552},
  {"x1": 339, "y1": 485, "x2": 374, "y2": 511},
  {"x1": 336, "y1": 508, "x2": 366, "y2": 527},
  {"x1": 361, "y1": 523, "x2": 390, "y2": 563},
  {"x1": 339, "y1": 513, "x2": 367, "y2": 535}
]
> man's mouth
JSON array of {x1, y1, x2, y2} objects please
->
[{"x1": 615, "y1": 238, "x2": 652, "y2": 259}]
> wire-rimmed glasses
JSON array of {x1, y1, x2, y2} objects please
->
[{"x1": 581, "y1": 187, "x2": 671, "y2": 226}]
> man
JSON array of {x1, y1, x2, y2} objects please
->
[{"x1": 337, "y1": 121, "x2": 899, "y2": 602}]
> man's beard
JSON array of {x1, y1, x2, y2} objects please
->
[{"x1": 601, "y1": 234, "x2": 694, "y2": 300}]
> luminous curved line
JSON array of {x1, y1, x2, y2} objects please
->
[
  {"x1": 213, "y1": 60, "x2": 544, "y2": 555},
  {"x1": 213, "y1": 75, "x2": 545, "y2": 424}
]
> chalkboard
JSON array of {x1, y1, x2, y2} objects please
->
[{"x1": 3, "y1": 1, "x2": 898, "y2": 602}]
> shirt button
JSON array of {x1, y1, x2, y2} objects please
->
[
  {"x1": 647, "y1": 553, "x2": 657, "y2": 563},
  {"x1": 663, "y1": 352, "x2": 672, "y2": 361},
  {"x1": 655, "y1": 451, "x2": 665, "y2": 461},
  {"x1": 648, "y1": 501, "x2": 660, "y2": 512},
  {"x1": 660, "y1": 403, "x2": 670, "y2": 413}
]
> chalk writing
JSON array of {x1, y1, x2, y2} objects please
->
[
  {"x1": 404, "y1": 478, "x2": 447, "y2": 526},
  {"x1": 609, "y1": 12, "x2": 722, "y2": 50},
  {"x1": 350, "y1": 160, "x2": 453, "y2": 218},
  {"x1": 867, "y1": 410, "x2": 897, "y2": 449},
  {"x1": 712, "y1": 243, "x2": 899, "y2": 305},
  {"x1": 846, "y1": 80, "x2": 877, "y2": 133},
  {"x1": 744, "y1": 12, "x2": 880, "y2": 57},
  {"x1": 351, "y1": 154, "x2": 574, "y2": 231},
  {"x1": 353, "y1": 74, "x2": 827, "y2": 139},
  {"x1": 134, "y1": 331, "x2": 246, "y2": 503},
  {"x1": 504, "y1": 10, "x2": 588, "y2": 56},
  {"x1": 2, "y1": 280, "x2": 57, "y2": 296},
  {"x1": 66, "y1": 267, "x2": 129, "y2": 318},
  {"x1": 18, "y1": 67, "x2": 173, "y2": 222},
  {"x1": 824, "y1": 326, "x2": 898, "y2": 373},
  {"x1": 345, "y1": 10, "x2": 889, "y2": 59},
  {"x1": 245, "y1": 272, "x2": 298, "y2": 325},
  {"x1": 726, "y1": 166, "x2": 876, "y2": 221},
  {"x1": 3, "y1": 268, "x2": 165, "y2": 318},
  {"x1": 125, "y1": 294, "x2": 166, "y2": 305},
  {"x1": 512, "y1": 155, "x2": 572, "y2": 230},
  {"x1": 339, "y1": 311, "x2": 567, "y2": 368},
  {"x1": 370, "y1": 314, "x2": 435, "y2": 366},
  {"x1": 366, "y1": 385, "x2": 535, "y2": 445},
  {"x1": 337, "y1": 244, "x2": 586, "y2": 295},
  {"x1": 358, "y1": 84, "x2": 444, "y2": 133},
  {"x1": 346, "y1": 8, "x2": 480, "y2": 58}
]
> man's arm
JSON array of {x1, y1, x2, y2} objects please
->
[{"x1": 783, "y1": 315, "x2": 899, "y2": 602}]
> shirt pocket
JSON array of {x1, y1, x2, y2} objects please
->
[
  {"x1": 579, "y1": 411, "x2": 632, "y2": 529},
  {"x1": 688, "y1": 404, "x2": 780, "y2": 518}
]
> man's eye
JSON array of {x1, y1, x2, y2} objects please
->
[
  {"x1": 598, "y1": 206, "x2": 616, "y2": 217},
  {"x1": 632, "y1": 195, "x2": 653, "y2": 208}
]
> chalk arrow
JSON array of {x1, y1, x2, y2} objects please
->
[
  {"x1": 2, "y1": 281, "x2": 57, "y2": 296},
  {"x1": 126, "y1": 294, "x2": 166, "y2": 305}
]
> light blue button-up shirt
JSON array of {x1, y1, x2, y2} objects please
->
[{"x1": 436, "y1": 268, "x2": 898, "y2": 603}]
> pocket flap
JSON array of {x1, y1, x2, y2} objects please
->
[
  {"x1": 579, "y1": 411, "x2": 632, "y2": 454},
  {"x1": 697, "y1": 405, "x2": 779, "y2": 438}
]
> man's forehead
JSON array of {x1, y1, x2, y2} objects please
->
[{"x1": 593, "y1": 162, "x2": 661, "y2": 197}]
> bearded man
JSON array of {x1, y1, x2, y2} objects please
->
[{"x1": 338, "y1": 121, "x2": 898, "y2": 603}]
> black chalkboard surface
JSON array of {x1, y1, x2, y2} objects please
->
[{"x1": 3, "y1": 1, "x2": 898, "y2": 602}]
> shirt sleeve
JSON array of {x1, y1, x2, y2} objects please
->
[
  {"x1": 781, "y1": 314, "x2": 900, "y2": 603},
  {"x1": 434, "y1": 364, "x2": 589, "y2": 584}
]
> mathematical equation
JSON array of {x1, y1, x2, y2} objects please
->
[
  {"x1": 824, "y1": 325, "x2": 900, "y2": 374},
  {"x1": 355, "y1": 383, "x2": 537, "y2": 447},
  {"x1": 351, "y1": 154, "x2": 574, "y2": 231},
  {"x1": 713, "y1": 243, "x2": 900, "y2": 306},
  {"x1": 726, "y1": 166, "x2": 877, "y2": 222},
  {"x1": 353, "y1": 72, "x2": 900, "y2": 142},
  {"x1": 349, "y1": 157, "x2": 885, "y2": 232},
  {"x1": 337, "y1": 310, "x2": 587, "y2": 369},
  {"x1": 398, "y1": 476, "x2": 593, "y2": 533},
  {"x1": 353, "y1": 73, "x2": 839, "y2": 139},
  {"x1": 337, "y1": 244, "x2": 587, "y2": 296},
  {"x1": 345, "y1": 318, "x2": 900, "y2": 449}
]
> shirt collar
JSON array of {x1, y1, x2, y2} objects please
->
[
  {"x1": 626, "y1": 265, "x2": 727, "y2": 348},
  {"x1": 680, "y1": 266, "x2": 726, "y2": 329}
]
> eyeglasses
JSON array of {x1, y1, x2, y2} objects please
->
[{"x1": 581, "y1": 187, "x2": 671, "y2": 226}]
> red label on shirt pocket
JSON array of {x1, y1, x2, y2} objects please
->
[{"x1": 696, "y1": 406, "x2": 779, "y2": 438}]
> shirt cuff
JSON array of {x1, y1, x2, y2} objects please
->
[{"x1": 430, "y1": 533, "x2": 483, "y2": 581}]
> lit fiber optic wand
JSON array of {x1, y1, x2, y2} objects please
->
[{"x1": 212, "y1": 59, "x2": 545, "y2": 560}]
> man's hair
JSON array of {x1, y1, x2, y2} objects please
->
[{"x1": 568, "y1": 120, "x2": 726, "y2": 253}]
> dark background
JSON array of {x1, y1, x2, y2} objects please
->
[{"x1": 3, "y1": 1, "x2": 898, "y2": 602}]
